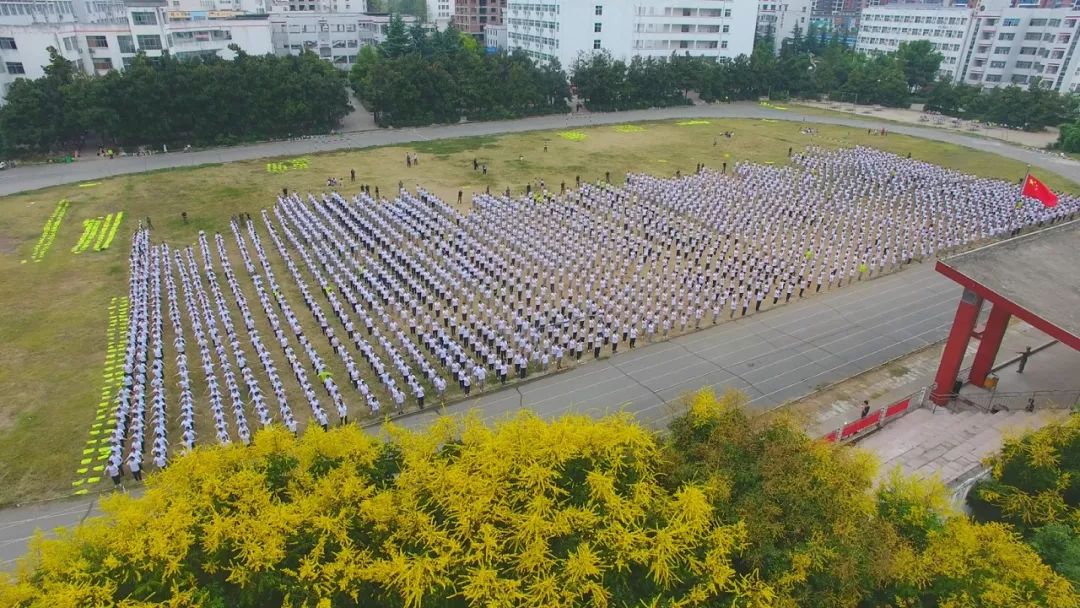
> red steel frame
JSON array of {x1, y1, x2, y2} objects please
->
[{"x1": 930, "y1": 261, "x2": 1080, "y2": 405}]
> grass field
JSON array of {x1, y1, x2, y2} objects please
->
[{"x1": 0, "y1": 117, "x2": 1075, "y2": 507}]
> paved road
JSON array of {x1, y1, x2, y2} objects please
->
[
  {"x1": 3, "y1": 102, "x2": 1079, "y2": 196},
  {"x1": 0, "y1": 262, "x2": 961, "y2": 568}
]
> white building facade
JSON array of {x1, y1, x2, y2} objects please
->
[
  {"x1": 856, "y1": 5, "x2": 974, "y2": 81},
  {"x1": 269, "y1": 11, "x2": 415, "y2": 68},
  {"x1": 960, "y1": 7, "x2": 1080, "y2": 92},
  {"x1": 505, "y1": 0, "x2": 757, "y2": 68},
  {"x1": 267, "y1": 0, "x2": 367, "y2": 13},
  {"x1": 856, "y1": 4, "x2": 1080, "y2": 92},
  {"x1": 757, "y1": 0, "x2": 813, "y2": 54},
  {"x1": 426, "y1": 0, "x2": 454, "y2": 28},
  {"x1": 0, "y1": 0, "x2": 272, "y2": 102}
]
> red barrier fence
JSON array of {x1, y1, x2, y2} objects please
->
[
  {"x1": 822, "y1": 392, "x2": 922, "y2": 444},
  {"x1": 840, "y1": 409, "x2": 882, "y2": 440}
]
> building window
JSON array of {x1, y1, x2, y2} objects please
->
[
  {"x1": 593, "y1": 39, "x2": 600, "y2": 49},
  {"x1": 0, "y1": 37, "x2": 16, "y2": 50},
  {"x1": 1029, "y1": 18, "x2": 1047, "y2": 27},
  {"x1": 594, "y1": 4, "x2": 601, "y2": 16},
  {"x1": 679, "y1": 40, "x2": 688, "y2": 48},
  {"x1": 993, "y1": 46, "x2": 1009, "y2": 54},
  {"x1": 594, "y1": 22, "x2": 601, "y2": 32},
  {"x1": 1019, "y1": 46, "x2": 1037, "y2": 55},
  {"x1": 722, "y1": 24, "x2": 729, "y2": 33},
  {"x1": 122, "y1": 56, "x2": 134, "y2": 68},
  {"x1": 985, "y1": 74, "x2": 1001, "y2": 82},
  {"x1": 721, "y1": 40, "x2": 727, "y2": 49},
  {"x1": 6, "y1": 62, "x2": 25, "y2": 74},
  {"x1": 92, "y1": 57, "x2": 113, "y2": 70},
  {"x1": 132, "y1": 11, "x2": 157, "y2": 25},
  {"x1": 998, "y1": 33, "x2": 1014, "y2": 40},
  {"x1": 137, "y1": 35, "x2": 162, "y2": 50},
  {"x1": 724, "y1": 9, "x2": 731, "y2": 17},
  {"x1": 1001, "y1": 18, "x2": 1019, "y2": 26},
  {"x1": 989, "y1": 60, "x2": 1006, "y2": 68},
  {"x1": 118, "y1": 35, "x2": 136, "y2": 53},
  {"x1": 86, "y1": 35, "x2": 108, "y2": 48}
]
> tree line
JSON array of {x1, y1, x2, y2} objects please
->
[
  {"x1": 349, "y1": 17, "x2": 570, "y2": 127},
  {"x1": 0, "y1": 46, "x2": 351, "y2": 157},
  {"x1": 3, "y1": 17, "x2": 1078, "y2": 157},
  {"x1": 2, "y1": 388, "x2": 1075, "y2": 607}
]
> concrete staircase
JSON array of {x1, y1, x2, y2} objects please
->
[{"x1": 854, "y1": 406, "x2": 1070, "y2": 485}]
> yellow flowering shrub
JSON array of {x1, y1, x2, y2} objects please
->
[
  {"x1": 969, "y1": 414, "x2": 1080, "y2": 533},
  {"x1": 3, "y1": 392, "x2": 1076, "y2": 608},
  {"x1": 1, "y1": 414, "x2": 773, "y2": 608},
  {"x1": 666, "y1": 388, "x2": 1079, "y2": 608}
]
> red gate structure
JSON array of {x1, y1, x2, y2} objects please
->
[{"x1": 930, "y1": 219, "x2": 1080, "y2": 406}]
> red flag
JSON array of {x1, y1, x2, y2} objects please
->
[{"x1": 1021, "y1": 173, "x2": 1059, "y2": 208}]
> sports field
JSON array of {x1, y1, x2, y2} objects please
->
[{"x1": 0, "y1": 117, "x2": 1076, "y2": 506}]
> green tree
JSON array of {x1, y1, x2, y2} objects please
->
[
  {"x1": 381, "y1": 14, "x2": 412, "y2": 59},
  {"x1": 1028, "y1": 524, "x2": 1080, "y2": 590},
  {"x1": 895, "y1": 40, "x2": 943, "y2": 92}
]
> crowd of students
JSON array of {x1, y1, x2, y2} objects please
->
[{"x1": 105, "y1": 147, "x2": 1079, "y2": 483}]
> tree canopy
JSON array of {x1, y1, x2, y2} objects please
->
[
  {"x1": 2, "y1": 389, "x2": 1076, "y2": 607},
  {"x1": 927, "y1": 78, "x2": 1072, "y2": 131},
  {"x1": 350, "y1": 17, "x2": 569, "y2": 127},
  {"x1": 968, "y1": 413, "x2": 1080, "y2": 592},
  {"x1": 0, "y1": 47, "x2": 351, "y2": 156}
]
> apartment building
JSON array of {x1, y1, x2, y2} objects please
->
[
  {"x1": 268, "y1": 0, "x2": 366, "y2": 13},
  {"x1": 426, "y1": 0, "x2": 454, "y2": 28},
  {"x1": 856, "y1": 5, "x2": 974, "y2": 80},
  {"x1": 269, "y1": 11, "x2": 414, "y2": 67},
  {"x1": 0, "y1": 0, "x2": 272, "y2": 102},
  {"x1": 960, "y1": 6, "x2": 1080, "y2": 92},
  {"x1": 454, "y1": 0, "x2": 503, "y2": 35},
  {"x1": 505, "y1": 1, "x2": 756, "y2": 68},
  {"x1": 757, "y1": 0, "x2": 814, "y2": 52}
]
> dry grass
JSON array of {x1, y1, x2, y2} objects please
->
[{"x1": 0, "y1": 117, "x2": 1074, "y2": 506}]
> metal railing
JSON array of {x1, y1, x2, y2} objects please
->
[
  {"x1": 950, "y1": 388, "x2": 1080, "y2": 414},
  {"x1": 823, "y1": 387, "x2": 929, "y2": 445}
]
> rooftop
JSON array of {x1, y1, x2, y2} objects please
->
[{"x1": 937, "y1": 219, "x2": 1080, "y2": 348}]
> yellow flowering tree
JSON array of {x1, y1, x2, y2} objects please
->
[
  {"x1": 3, "y1": 390, "x2": 1076, "y2": 608},
  {"x1": 969, "y1": 414, "x2": 1080, "y2": 533},
  {"x1": 664, "y1": 388, "x2": 1080, "y2": 608},
  {"x1": 1, "y1": 414, "x2": 773, "y2": 608},
  {"x1": 965, "y1": 413, "x2": 1080, "y2": 592}
]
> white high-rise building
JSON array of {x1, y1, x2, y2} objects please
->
[
  {"x1": 757, "y1": 0, "x2": 814, "y2": 53},
  {"x1": 270, "y1": 11, "x2": 416, "y2": 68},
  {"x1": 0, "y1": 0, "x2": 273, "y2": 103},
  {"x1": 268, "y1": 0, "x2": 367, "y2": 13},
  {"x1": 856, "y1": 5, "x2": 975, "y2": 81},
  {"x1": 426, "y1": 0, "x2": 454, "y2": 29},
  {"x1": 960, "y1": 6, "x2": 1080, "y2": 92},
  {"x1": 855, "y1": 4, "x2": 1080, "y2": 92},
  {"x1": 505, "y1": 1, "x2": 757, "y2": 68}
]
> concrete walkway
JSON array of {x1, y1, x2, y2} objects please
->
[
  {"x1": 851, "y1": 324, "x2": 1080, "y2": 486},
  {"x1": 3, "y1": 102, "x2": 1079, "y2": 196},
  {"x1": 0, "y1": 262, "x2": 960, "y2": 568}
]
